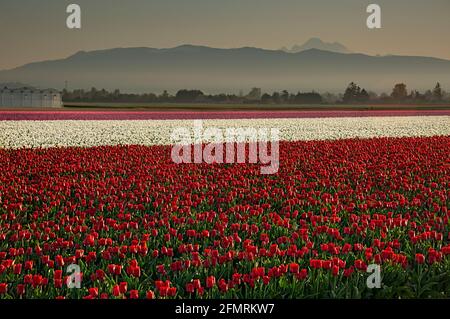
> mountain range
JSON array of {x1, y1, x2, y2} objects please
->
[{"x1": 1, "y1": 41, "x2": 450, "y2": 93}]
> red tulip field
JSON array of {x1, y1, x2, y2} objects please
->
[{"x1": 0, "y1": 135, "x2": 449, "y2": 299}]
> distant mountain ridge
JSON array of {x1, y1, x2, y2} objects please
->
[
  {"x1": 281, "y1": 38, "x2": 351, "y2": 54},
  {"x1": 1, "y1": 43, "x2": 449, "y2": 93}
]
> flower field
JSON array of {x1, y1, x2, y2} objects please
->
[
  {"x1": 1, "y1": 116, "x2": 449, "y2": 148},
  {"x1": 0, "y1": 109, "x2": 449, "y2": 121},
  {"x1": 0, "y1": 121, "x2": 449, "y2": 299}
]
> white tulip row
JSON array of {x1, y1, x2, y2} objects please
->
[{"x1": 0, "y1": 116, "x2": 448, "y2": 149}]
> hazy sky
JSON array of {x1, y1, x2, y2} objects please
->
[{"x1": 1, "y1": 0, "x2": 449, "y2": 70}]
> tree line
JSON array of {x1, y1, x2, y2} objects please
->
[
  {"x1": 62, "y1": 82, "x2": 449, "y2": 104},
  {"x1": 341, "y1": 82, "x2": 446, "y2": 104}
]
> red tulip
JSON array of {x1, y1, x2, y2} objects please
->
[
  {"x1": 55, "y1": 255, "x2": 64, "y2": 267},
  {"x1": 24, "y1": 274, "x2": 32, "y2": 285},
  {"x1": 218, "y1": 279, "x2": 228, "y2": 293},
  {"x1": 89, "y1": 287, "x2": 99, "y2": 298},
  {"x1": 332, "y1": 265, "x2": 340, "y2": 277},
  {"x1": 32, "y1": 275, "x2": 43, "y2": 288},
  {"x1": 16, "y1": 284, "x2": 26, "y2": 295},
  {"x1": 415, "y1": 253, "x2": 425, "y2": 264},
  {"x1": 84, "y1": 235, "x2": 95, "y2": 246},
  {"x1": 159, "y1": 286, "x2": 169, "y2": 297},
  {"x1": 24, "y1": 260, "x2": 33, "y2": 271},
  {"x1": 129, "y1": 290, "x2": 139, "y2": 299},
  {"x1": 112, "y1": 285, "x2": 121, "y2": 297},
  {"x1": 289, "y1": 263, "x2": 299, "y2": 274},
  {"x1": 295, "y1": 269, "x2": 308, "y2": 280},
  {"x1": 75, "y1": 250, "x2": 84, "y2": 259},
  {"x1": 108, "y1": 264, "x2": 116, "y2": 274},
  {"x1": 157, "y1": 264, "x2": 166, "y2": 274},
  {"x1": 54, "y1": 269, "x2": 63, "y2": 280},
  {"x1": 96, "y1": 269, "x2": 106, "y2": 281},
  {"x1": 193, "y1": 279, "x2": 201, "y2": 289},
  {"x1": 54, "y1": 279, "x2": 63, "y2": 289},
  {"x1": 14, "y1": 263, "x2": 22, "y2": 275},
  {"x1": 323, "y1": 260, "x2": 332, "y2": 270},
  {"x1": 146, "y1": 290, "x2": 155, "y2": 299},
  {"x1": 0, "y1": 283, "x2": 8, "y2": 295},
  {"x1": 168, "y1": 287, "x2": 177, "y2": 297},
  {"x1": 119, "y1": 282, "x2": 128, "y2": 294},
  {"x1": 186, "y1": 283, "x2": 195, "y2": 294},
  {"x1": 206, "y1": 276, "x2": 216, "y2": 289},
  {"x1": 354, "y1": 260, "x2": 367, "y2": 271},
  {"x1": 343, "y1": 268, "x2": 354, "y2": 278}
]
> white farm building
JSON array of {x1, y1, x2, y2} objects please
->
[{"x1": 0, "y1": 87, "x2": 62, "y2": 108}]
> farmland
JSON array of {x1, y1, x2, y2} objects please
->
[
  {"x1": 1, "y1": 108, "x2": 450, "y2": 121},
  {"x1": 0, "y1": 111, "x2": 449, "y2": 299}
]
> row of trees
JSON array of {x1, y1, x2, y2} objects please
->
[
  {"x1": 343, "y1": 82, "x2": 446, "y2": 104},
  {"x1": 63, "y1": 88, "x2": 245, "y2": 104},
  {"x1": 62, "y1": 82, "x2": 449, "y2": 105},
  {"x1": 62, "y1": 88, "x2": 323, "y2": 104}
]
